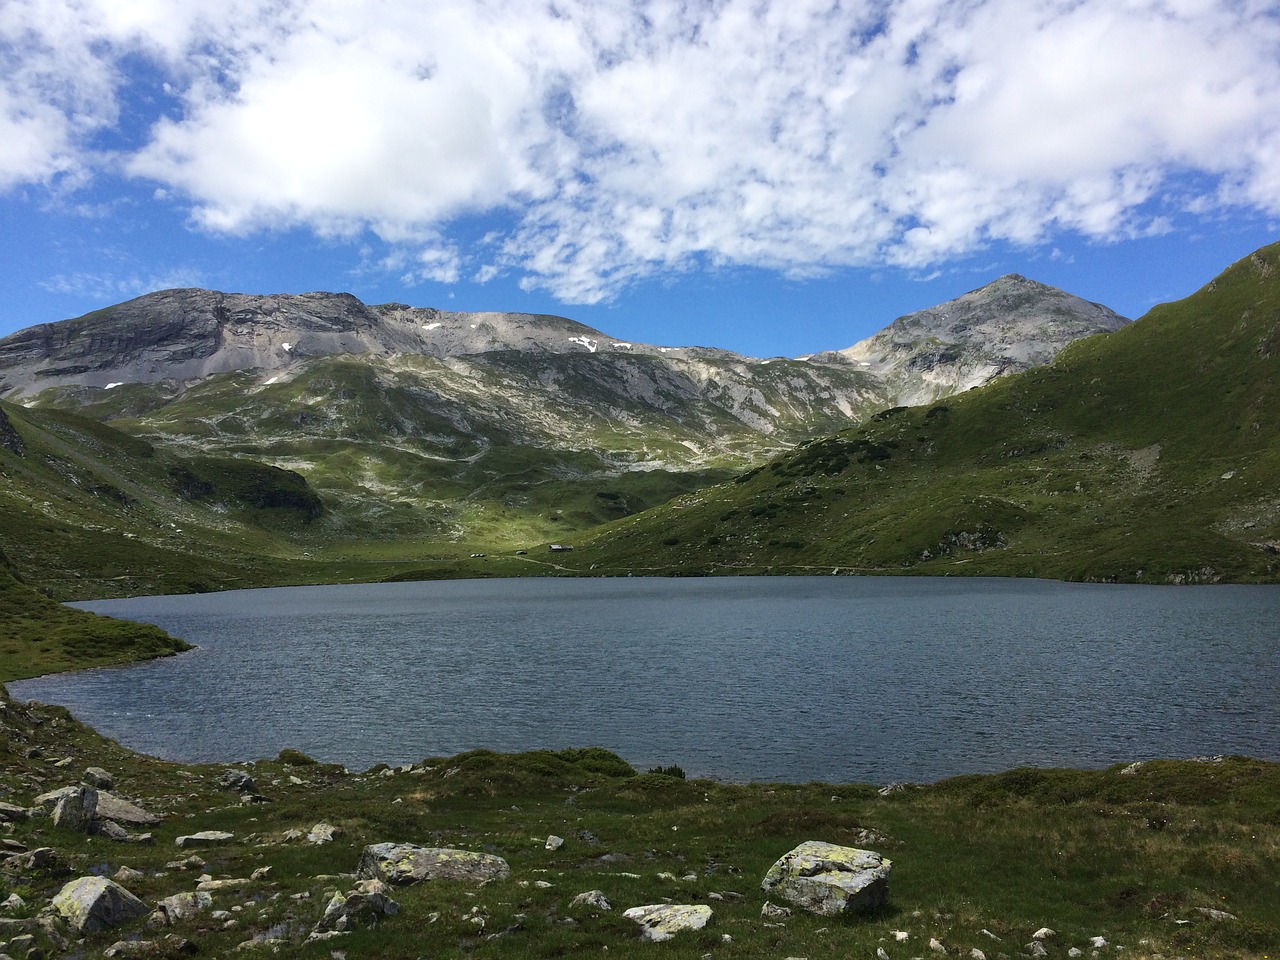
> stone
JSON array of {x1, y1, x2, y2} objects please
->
[
  {"x1": 2, "y1": 893, "x2": 25, "y2": 911},
  {"x1": 0, "y1": 802, "x2": 30, "y2": 823},
  {"x1": 545, "y1": 835, "x2": 565, "y2": 851},
  {"x1": 970, "y1": 950, "x2": 986, "y2": 960},
  {"x1": 760, "y1": 841, "x2": 891, "y2": 917},
  {"x1": 104, "y1": 941, "x2": 160, "y2": 958},
  {"x1": 929, "y1": 938, "x2": 947, "y2": 954},
  {"x1": 1033, "y1": 928, "x2": 1055, "y2": 940},
  {"x1": 1027, "y1": 941, "x2": 1048, "y2": 957},
  {"x1": 355, "y1": 843, "x2": 510, "y2": 885},
  {"x1": 52, "y1": 785, "x2": 97, "y2": 832},
  {"x1": 2, "y1": 847, "x2": 70, "y2": 878},
  {"x1": 1089, "y1": 936, "x2": 1107, "y2": 948},
  {"x1": 311, "y1": 879, "x2": 400, "y2": 936},
  {"x1": 1196, "y1": 907, "x2": 1237, "y2": 921},
  {"x1": 96, "y1": 792, "x2": 161, "y2": 826},
  {"x1": 83, "y1": 767, "x2": 114, "y2": 790},
  {"x1": 114, "y1": 866, "x2": 145, "y2": 884},
  {"x1": 307, "y1": 822, "x2": 339, "y2": 844},
  {"x1": 152, "y1": 891, "x2": 213, "y2": 925},
  {"x1": 176, "y1": 831, "x2": 234, "y2": 848},
  {"x1": 196, "y1": 878, "x2": 251, "y2": 893},
  {"x1": 98, "y1": 819, "x2": 130, "y2": 841},
  {"x1": 51, "y1": 876, "x2": 149, "y2": 933},
  {"x1": 760, "y1": 901, "x2": 792, "y2": 920},
  {"x1": 219, "y1": 769, "x2": 258, "y2": 794},
  {"x1": 32, "y1": 786, "x2": 79, "y2": 810},
  {"x1": 622, "y1": 904, "x2": 712, "y2": 942},
  {"x1": 570, "y1": 890, "x2": 612, "y2": 911}
]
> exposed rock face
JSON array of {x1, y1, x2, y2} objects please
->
[
  {"x1": 355, "y1": 843, "x2": 510, "y2": 885},
  {"x1": 622, "y1": 903, "x2": 713, "y2": 941},
  {"x1": 836, "y1": 274, "x2": 1128, "y2": 406},
  {"x1": 51, "y1": 876, "x2": 149, "y2": 933},
  {"x1": 760, "y1": 841, "x2": 891, "y2": 916}
]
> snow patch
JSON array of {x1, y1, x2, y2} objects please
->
[
  {"x1": 569, "y1": 336, "x2": 598, "y2": 353},
  {"x1": 264, "y1": 376, "x2": 280, "y2": 385},
  {"x1": 281, "y1": 342, "x2": 293, "y2": 352},
  {"x1": 104, "y1": 382, "x2": 123, "y2": 390},
  {"x1": 422, "y1": 322, "x2": 442, "y2": 331},
  {"x1": 612, "y1": 342, "x2": 632, "y2": 349},
  {"x1": 470, "y1": 324, "x2": 478, "y2": 329}
]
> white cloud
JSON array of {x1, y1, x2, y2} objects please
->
[{"x1": 4, "y1": 0, "x2": 1280, "y2": 301}]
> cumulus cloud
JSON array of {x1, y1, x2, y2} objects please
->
[{"x1": 4, "y1": 0, "x2": 1279, "y2": 301}]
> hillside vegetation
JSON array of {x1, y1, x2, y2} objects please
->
[{"x1": 569, "y1": 243, "x2": 1280, "y2": 583}]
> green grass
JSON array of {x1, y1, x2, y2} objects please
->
[
  {"x1": 1, "y1": 684, "x2": 1276, "y2": 959},
  {"x1": 0, "y1": 558, "x2": 191, "y2": 680}
]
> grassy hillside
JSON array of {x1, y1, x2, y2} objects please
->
[
  {"x1": 570, "y1": 242, "x2": 1280, "y2": 583},
  {"x1": 0, "y1": 551, "x2": 191, "y2": 680}
]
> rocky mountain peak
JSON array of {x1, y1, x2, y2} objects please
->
[{"x1": 837, "y1": 275, "x2": 1128, "y2": 406}]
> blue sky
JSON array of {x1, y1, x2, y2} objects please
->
[{"x1": 2, "y1": 0, "x2": 1278, "y2": 359}]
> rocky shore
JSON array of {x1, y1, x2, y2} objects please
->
[{"x1": 2, "y1": 686, "x2": 1276, "y2": 959}]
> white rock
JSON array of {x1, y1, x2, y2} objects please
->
[
  {"x1": 1089, "y1": 936, "x2": 1107, "y2": 948},
  {"x1": 176, "y1": 830, "x2": 234, "y2": 848},
  {"x1": 545, "y1": 835, "x2": 565, "y2": 851},
  {"x1": 622, "y1": 903, "x2": 712, "y2": 942},
  {"x1": 893, "y1": 931, "x2": 910, "y2": 942},
  {"x1": 970, "y1": 950, "x2": 986, "y2": 960},
  {"x1": 570, "y1": 890, "x2": 612, "y2": 911},
  {"x1": 1033, "y1": 928, "x2": 1055, "y2": 940},
  {"x1": 929, "y1": 938, "x2": 947, "y2": 954}
]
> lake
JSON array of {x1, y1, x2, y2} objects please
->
[{"x1": 9, "y1": 577, "x2": 1280, "y2": 784}]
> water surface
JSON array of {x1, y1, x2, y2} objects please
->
[{"x1": 11, "y1": 577, "x2": 1280, "y2": 783}]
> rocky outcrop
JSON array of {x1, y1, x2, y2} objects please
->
[
  {"x1": 310, "y1": 879, "x2": 401, "y2": 936},
  {"x1": 50, "y1": 877, "x2": 149, "y2": 933},
  {"x1": 355, "y1": 843, "x2": 511, "y2": 885},
  {"x1": 760, "y1": 841, "x2": 891, "y2": 916}
]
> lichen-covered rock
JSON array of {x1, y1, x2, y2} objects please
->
[
  {"x1": 622, "y1": 903, "x2": 712, "y2": 942},
  {"x1": 355, "y1": 843, "x2": 510, "y2": 885},
  {"x1": 760, "y1": 841, "x2": 890, "y2": 916},
  {"x1": 311, "y1": 879, "x2": 400, "y2": 935},
  {"x1": 176, "y1": 830, "x2": 234, "y2": 848},
  {"x1": 51, "y1": 876, "x2": 149, "y2": 933}
]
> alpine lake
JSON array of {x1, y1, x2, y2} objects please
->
[{"x1": 12, "y1": 576, "x2": 1280, "y2": 784}]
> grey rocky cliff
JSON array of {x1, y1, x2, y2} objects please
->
[
  {"x1": 0, "y1": 288, "x2": 734, "y2": 397},
  {"x1": 833, "y1": 274, "x2": 1128, "y2": 406}
]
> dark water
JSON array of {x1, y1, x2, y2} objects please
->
[{"x1": 10, "y1": 577, "x2": 1280, "y2": 784}]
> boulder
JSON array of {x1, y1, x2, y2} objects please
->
[
  {"x1": 33, "y1": 786, "x2": 79, "y2": 810},
  {"x1": 622, "y1": 904, "x2": 712, "y2": 942},
  {"x1": 311, "y1": 879, "x2": 400, "y2": 935},
  {"x1": 84, "y1": 766, "x2": 115, "y2": 790},
  {"x1": 176, "y1": 831, "x2": 234, "y2": 849},
  {"x1": 151, "y1": 891, "x2": 213, "y2": 925},
  {"x1": 307, "y1": 822, "x2": 340, "y2": 844},
  {"x1": 760, "y1": 841, "x2": 891, "y2": 916},
  {"x1": 355, "y1": 843, "x2": 510, "y2": 885},
  {"x1": 52, "y1": 785, "x2": 98, "y2": 832},
  {"x1": 51, "y1": 876, "x2": 149, "y2": 933},
  {"x1": 2, "y1": 846, "x2": 71, "y2": 878},
  {"x1": 96, "y1": 792, "x2": 161, "y2": 826}
]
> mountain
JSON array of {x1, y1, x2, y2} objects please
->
[
  {"x1": 0, "y1": 278, "x2": 1127, "y2": 587},
  {"x1": 572, "y1": 242, "x2": 1280, "y2": 583},
  {"x1": 826, "y1": 273, "x2": 1129, "y2": 406}
]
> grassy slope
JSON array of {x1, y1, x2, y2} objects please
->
[
  {"x1": 0, "y1": 685, "x2": 1276, "y2": 959},
  {"x1": 0, "y1": 556, "x2": 191, "y2": 680},
  {"x1": 571, "y1": 242, "x2": 1280, "y2": 583}
]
